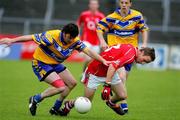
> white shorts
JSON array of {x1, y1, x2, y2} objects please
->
[
  {"x1": 80, "y1": 41, "x2": 100, "y2": 61},
  {"x1": 81, "y1": 72, "x2": 122, "y2": 90}
]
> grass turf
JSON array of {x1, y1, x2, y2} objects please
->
[{"x1": 0, "y1": 60, "x2": 180, "y2": 120}]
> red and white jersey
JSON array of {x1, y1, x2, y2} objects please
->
[
  {"x1": 77, "y1": 10, "x2": 105, "y2": 45},
  {"x1": 87, "y1": 44, "x2": 137, "y2": 77}
]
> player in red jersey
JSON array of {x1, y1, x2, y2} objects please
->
[
  {"x1": 58, "y1": 44, "x2": 155, "y2": 116},
  {"x1": 77, "y1": 0, "x2": 105, "y2": 72}
]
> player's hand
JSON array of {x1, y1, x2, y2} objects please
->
[
  {"x1": 101, "y1": 82, "x2": 111, "y2": 100},
  {"x1": 102, "y1": 60, "x2": 111, "y2": 66},
  {"x1": 141, "y1": 43, "x2": 147, "y2": 48},
  {"x1": 0, "y1": 38, "x2": 13, "y2": 46}
]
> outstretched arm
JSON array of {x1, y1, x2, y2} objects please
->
[
  {"x1": 141, "y1": 30, "x2": 148, "y2": 48},
  {"x1": 96, "y1": 16, "x2": 110, "y2": 51},
  {"x1": 82, "y1": 47, "x2": 109, "y2": 66},
  {"x1": 97, "y1": 32, "x2": 108, "y2": 51},
  {"x1": 0, "y1": 35, "x2": 33, "y2": 46}
]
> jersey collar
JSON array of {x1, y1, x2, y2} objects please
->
[
  {"x1": 115, "y1": 7, "x2": 131, "y2": 16},
  {"x1": 60, "y1": 32, "x2": 67, "y2": 45}
]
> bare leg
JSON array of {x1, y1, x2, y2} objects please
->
[
  {"x1": 29, "y1": 72, "x2": 65, "y2": 116},
  {"x1": 49, "y1": 69, "x2": 77, "y2": 115},
  {"x1": 58, "y1": 69, "x2": 77, "y2": 101},
  {"x1": 40, "y1": 72, "x2": 66, "y2": 99},
  {"x1": 84, "y1": 86, "x2": 96, "y2": 101},
  {"x1": 111, "y1": 82, "x2": 127, "y2": 102},
  {"x1": 109, "y1": 82, "x2": 128, "y2": 114}
]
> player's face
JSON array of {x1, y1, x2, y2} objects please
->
[
  {"x1": 89, "y1": 0, "x2": 99, "y2": 12},
  {"x1": 119, "y1": 0, "x2": 132, "y2": 12},
  {"x1": 136, "y1": 51, "x2": 152, "y2": 64},
  {"x1": 63, "y1": 33, "x2": 73, "y2": 43}
]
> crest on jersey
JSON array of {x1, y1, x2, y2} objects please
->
[{"x1": 56, "y1": 46, "x2": 62, "y2": 52}]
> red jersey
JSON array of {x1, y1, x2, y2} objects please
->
[
  {"x1": 87, "y1": 44, "x2": 137, "y2": 77},
  {"x1": 77, "y1": 10, "x2": 105, "y2": 45}
]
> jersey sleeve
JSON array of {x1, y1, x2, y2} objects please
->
[
  {"x1": 75, "y1": 40, "x2": 87, "y2": 52},
  {"x1": 32, "y1": 31, "x2": 54, "y2": 46},
  {"x1": 136, "y1": 13, "x2": 149, "y2": 32},
  {"x1": 97, "y1": 14, "x2": 113, "y2": 34},
  {"x1": 111, "y1": 48, "x2": 136, "y2": 70}
]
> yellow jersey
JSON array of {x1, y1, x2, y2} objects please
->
[
  {"x1": 32, "y1": 30, "x2": 86, "y2": 64},
  {"x1": 97, "y1": 8, "x2": 149, "y2": 47}
]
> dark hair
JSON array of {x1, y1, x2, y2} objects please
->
[
  {"x1": 62, "y1": 23, "x2": 79, "y2": 38},
  {"x1": 140, "y1": 47, "x2": 156, "y2": 61}
]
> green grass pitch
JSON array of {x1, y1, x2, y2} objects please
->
[{"x1": 0, "y1": 60, "x2": 180, "y2": 120}]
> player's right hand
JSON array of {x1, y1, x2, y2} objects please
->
[
  {"x1": 102, "y1": 60, "x2": 111, "y2": 66},
  {"x1": 0, "y1": 38, "x2": 13, "y2": 46}
]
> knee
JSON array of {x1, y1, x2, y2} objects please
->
[
  {"x1": 56, "y1": 86, "x2": 66, "y2": 93},
  {"x1": 51, "y1": 79, "x2": 66, "y2": 92},
  {"x1": 69, "y1": 80, "x2": 77, "y2": 89},
  {"x1": 71, "y1": 80, "x2": 77, "y2": 88}
]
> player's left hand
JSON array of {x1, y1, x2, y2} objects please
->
[{"x1": 101, "y1": 82, "x2": 111, "y2": 100}]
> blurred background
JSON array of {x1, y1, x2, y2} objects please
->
[{"x1": 0, "y1": 0, "x2": 180, "y2": 70}]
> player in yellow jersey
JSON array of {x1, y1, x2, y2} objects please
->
[
  {"x1": 0, "y1": 23, "x2": 109, "y2": 116},
  {"x1": 97, "y1": 0, "x2": 149, "y2": 49},
  {"x1": 96, "y1": 0, "x2": 149, "y2": 115}
]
